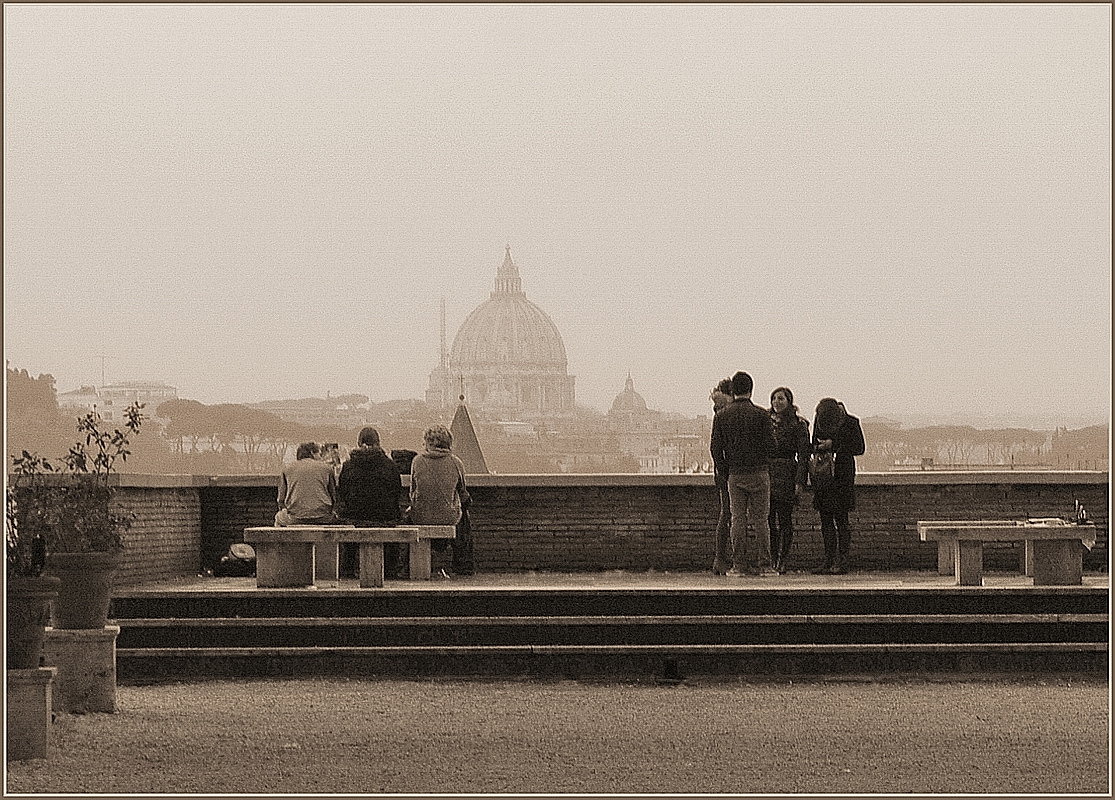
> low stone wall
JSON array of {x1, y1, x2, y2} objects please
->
[
  {"x1": 113, "y1": 480, "x2": 202, "y2": 585},
  {"x1": 105, "y1": 471, "x2": 1109, "y2": 584}
]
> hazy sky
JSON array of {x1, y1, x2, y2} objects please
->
[{"x1": 4, "y1": 4, "x2": 1110, "y2": 426}]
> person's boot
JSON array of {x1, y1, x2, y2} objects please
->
[
  {"x1": 811, "y1": 561, "x2": 832, "y2": 575},
  {"x1": 831, "y1": 555, "x2": 848, "y2": 575}
]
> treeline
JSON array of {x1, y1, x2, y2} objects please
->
[
  {"x1": 5, "y1": 366, "x2": 1108, "y2": 474},
  {"x1": 4, "y1": 367, "x2": 444, "y2": 474},
  {"x1": 858, "y1": 419, "x2": 1108, "y2": 471}
]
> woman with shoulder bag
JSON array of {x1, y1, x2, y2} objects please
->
[
  {"x1": 810, "y1": 398, "x2": 866, "y2": 575},
  {"x1": 409, "y1": 425, "x2": 473, "y2": 578},
  {"x1": 767, "y1": 387, "x2": 810, "y2": 573}
]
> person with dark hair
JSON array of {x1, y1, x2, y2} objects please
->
[
  {"x1": 409, "y1": 425, "x2": 473, "y2": 577},
  {"x1": 709, "y1": 377, "x2": 735, "y2": 575},
  {"x1": 336, "y1": 426, "x2": 404, "y2": 578},
  {"x1": 767, "y1": 387, "x2": 810, "y2": 573},
  {"x1": 810, "y1": 398, "x2": 866, "y2": 575},
  {"x1": 709, "y1": 371, "x2": 776, "y2": 577},
  {"x1": 275, "y1": 441, "x2": 337, "y2": 526}
]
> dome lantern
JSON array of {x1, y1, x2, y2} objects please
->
[{"x1": 492, "y1": 244, "x2": 523, "y2": 296}]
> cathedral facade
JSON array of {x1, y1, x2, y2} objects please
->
[{"x1": 426, "y1": 247, "x2": 576, "y2": 419}]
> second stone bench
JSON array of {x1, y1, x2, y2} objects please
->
[{"x1": 243, "y1": 525, "x2": 457, "y2": 588}]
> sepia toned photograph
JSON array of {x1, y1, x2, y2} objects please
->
[{"x1": 4, "y1": 2, "x2": 1110, "y2": 795}]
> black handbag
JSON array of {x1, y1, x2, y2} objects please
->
[{"x1": 808, "y1": 450, "x2": 835, "y2": 488}]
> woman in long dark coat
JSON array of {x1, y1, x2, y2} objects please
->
[
  {"x1": 767, "y1": 387, "x2": 810, "y2": 573},
  {"x1": 811, "y1": 398, "x2": 866, "y2": 575}
]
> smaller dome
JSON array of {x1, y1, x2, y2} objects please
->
[{"x1": 610, "y1": 374, "x2": 648, "y2": 414}]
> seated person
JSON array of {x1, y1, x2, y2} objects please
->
[
  {"x1": 275, "y1": 442, "x2": 337, "y2": 526},
  {"x1": 336, "y1": 427, "x2": 404, "y2": 578},
  {"x1": 409, "y1": 425, "x2": 473, "y2": 577}
]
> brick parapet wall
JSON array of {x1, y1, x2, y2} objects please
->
[
  {"x1": 112, "y1": 486, "x2": 201, "y2": 584},
  {"x1": 105, "y1": 473, "x2": 1109, "y2": 584}
]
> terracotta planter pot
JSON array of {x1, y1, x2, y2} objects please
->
[
  {"x1": 44, "y1": 551, "x2": 121, "y2": 630},
  {"x1": 6, "y1": 575, "x2": 62, "y2": 668}
]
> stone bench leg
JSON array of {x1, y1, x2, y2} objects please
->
[
  {"x1": 7, "y1": 667, "x2": 55, "y2": 761},
  {"x1": 955, "y1": 540, "x2": 983, "y2": 586},
  {"x1": 42, "y1": 625, "x2": 119, "y2": 713},
  {"x1": 937, "y1": 540, "x2": 955, "y2": 575},
  {"x1": 315, "y1": 543, "x2": 339, "y2": 583},
  {"x1": 1031, "y1": 540, "x2": 1083, "y2": 586},
  {"x1": 1018, "y1": 540, "x2": 1035, "y2": 576},
  {"x1": 255, "y1": 542, "x2": 315, "y2": 588},
  {"x1": 358, "y1": 543, "x2": 386, "y2": 588},
  {"x1": 409, "y1": 540, "x2": 433, "y2": 581}
]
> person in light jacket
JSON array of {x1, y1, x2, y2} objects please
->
[
  {"x1": 409, "y1": 425, "x2": 473, "y2": 577},
  {"x1": 811, "y1": 398, "x2": 866, "y2": 575},
  {"x1": 275, "y1": 442, "x2": 336, "y2": 526}
]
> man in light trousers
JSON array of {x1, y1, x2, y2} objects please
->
[{"x1": 709, "y1": 371, "x2": 776, "y2": 576}]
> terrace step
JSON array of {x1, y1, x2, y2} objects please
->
[
  {"x1": 110, "y1": 586, "x2": 1109, "y2": 620},
  {"x1": 111, "y1": 585, "x2": 1109, "y2": 680},
  {"x1": 117, "y1": 642, "x2": 1109, "y2": 681},
  {"x1": 115, "y1": 613, "x2": 1109, "y2": 648}
]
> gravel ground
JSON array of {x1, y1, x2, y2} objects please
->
[{"x1": 6, "y1": 675, "x2": 1109, "y2": 795}]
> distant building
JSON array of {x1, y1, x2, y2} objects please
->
[
  {"x1": 56, "y1": 385, "x2": 100, "y2": 415},
  {"x1": 57, "y1": 381, "x2": 177, "y2": 421},
  {"x1": 426, "y1": 246, "x2": 576, "y2": 419},
  {"x1": 605, "y1": 374, "x2": 706, "y2": 473}
]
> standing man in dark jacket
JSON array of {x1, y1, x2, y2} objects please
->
[
  {"x1": 336, "y1": 427, "x2": 404, "y2": 578},
  {"x1": 710, "y1": 371, "x2": 776, "y2": 576}
]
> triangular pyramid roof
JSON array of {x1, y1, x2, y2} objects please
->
[{"x1": 450, "y1": 400, "x2": 489, "y2": 474}]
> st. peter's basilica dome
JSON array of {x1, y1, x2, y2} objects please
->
[{"x1": 426, "y1": 246, "x2": 575, "y2": 418}]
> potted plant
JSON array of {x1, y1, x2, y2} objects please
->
[
  {"x1": 7, "y1": 402, "x2": 144, "y2": 630},
  {"x1": 6, "y1": 456, "x2": 61, "y2": 668}
]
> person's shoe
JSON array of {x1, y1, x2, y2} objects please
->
[
  {"x1": 777, "y1": 560, "x2": 788, "y2": 574},
  {"x1": 712, "y1": 561, "x2": 730, "y2": 576},
  {"x1": 725, "y1": 567, "x2": 745, "y2": 578},
  {"x1": 831, "y1": 560, "x2": 848, "y2": 575},
  {"x1": 759, "y1": 567, "x2": 780, "y2": 577},
  {"x1": 811, "y1": 563, "x2": 832, "y2": 575}
]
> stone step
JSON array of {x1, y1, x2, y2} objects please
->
[
  {"x1": 111, "y1": 585, "x2": 1110, "y2": 620},
  {"x1": 117, "y1": 641, "x2": 1109, "y2": 681},
  {"x1": 115, "y1": 613, "x2": 1108, "y2": 648}
]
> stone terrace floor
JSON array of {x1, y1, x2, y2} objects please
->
[{"x1": 118, "y1": 569, "x2": 1111, "y2": 593}]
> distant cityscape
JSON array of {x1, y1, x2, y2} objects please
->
[
  {"x1": 6, "y1": 245, "x2": 1109, "y2": 475},
  {"x1": 3, "y1": 247, "x2": 1107, "y2": 474}
]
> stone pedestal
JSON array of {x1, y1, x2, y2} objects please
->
[
  {"x1": 7, "y1": 667, "x2": 55, "y2": 760},
  {"x1": 955, "y1": 540, "x2": 983, "y2": 586},
  {"x1": 409, "y1": 541, "x2": 433, "y2": 581},
  {"x1": 358, "y1": 542, "x2": 386, "y2": 588},
  {"x1": 42, "y1": 625, "x2": 119, "y2": 713},
  {"x1": 255, "y1": 542, "x2": 315, "y2": 587},
  {"x1": 315, "y1": 543, "x2": 339, "y2": 583},
  {"x1": 1031, "y1": 540, "x2": 1083, "y2": 585},
  {"x1": 937, "y1": 540, "x2": 954, "y2": 575}
]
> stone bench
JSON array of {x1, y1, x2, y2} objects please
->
[
  {"x1": 917, "y1": 520, "x2": 1097, "y2": 586},
  {"x1": 243, "y1": 525, "x2": 456, "y2": 588}
]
